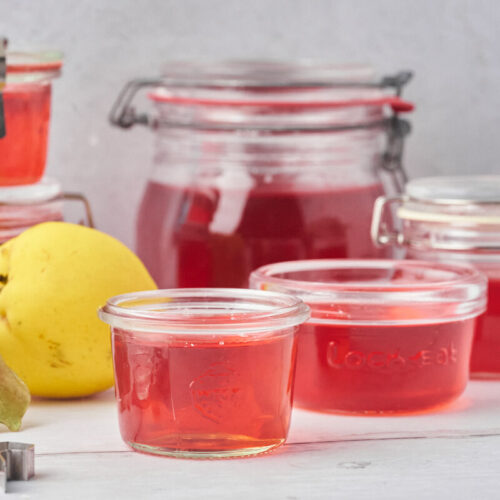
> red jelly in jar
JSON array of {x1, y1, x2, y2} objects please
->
[
  {"x1": 0, "y1": 50, "x2": 62, "y2": 185},
  {"x1": 110, "y1": 61, "x2": 413, "y2": 287},
  {"x1": 251, "y1": 259, "x2": 486, "y2": 414},
  {"x1": 99, "y1": 288, "x2": 309, "y2": 458},
  {"x1": 372, "y1": 176, "x2": 500, "y2": 378}
]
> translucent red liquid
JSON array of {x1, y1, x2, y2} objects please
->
[
  {"x1": 137, "y1": 182, "x2": 386, "y2": 288},
  {"x1": 293, "y1": 318, "x2": 475, "y2": 413},
  {"x1": 0, "y1": 84, "x2": 51, "y2": 185},
  {"x1": 112, "y1": 329, "x2": 296, "y2": 457},
  {"x1": 470, "y1": 278, "x2": 500, "y2": 376}
]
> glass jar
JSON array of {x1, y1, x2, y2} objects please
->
[
  {"x1": 98, "y1": 288, "x2": 309, "y2": 459},
  {"x1": 0, "y1": 178, "x2": 94, "y2": 243},
  {"x1": 250, "y1": 259, "x2": 486, "y2": 414},
  {"x1": 372, "y1": 176, "x2": 500, "y2": 378},
  {"x1": 0, "y1": 45, "x2": 63, "y2": 185},
  {"x1": 110, "y1": 61, "x2": 414, "y2": 288}
]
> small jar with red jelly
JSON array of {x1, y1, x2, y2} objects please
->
[
  {"x1": 251, "y1": 259, "x2": 486, "y2": 414},
  {"x1": 372, "y1": 176, "x2": 500, "y2": 378},
  {"x1": 0, "y1": 46, "x2": 63, "y2": 185},
  {"x1": 99, "y1": 288, "x2": 309, "y2": 459},
  {"x1": 110, "y1": 61, "x2": 414, "y2": 288},
  {"x1": 0, "y1": 178, "x2": 94, "y2": 243}
]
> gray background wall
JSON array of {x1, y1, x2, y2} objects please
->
[{"x1": 1, "y1": 0, "x2": 500, "y2": 248}]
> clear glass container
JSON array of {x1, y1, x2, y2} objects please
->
[
  {"x1": 0, "y1": 49, "x2": 63, "y2": 185},
  {"x1": 110, "y1": 61, "x2": 413, "y2": 288},
  {"x1": 98, "y1": 288, "x2": 309, "y2": 459},
  {"x1": 250, "y1": 259, "x2": 486, "y2": 414},
  {"x1": 372, "y1": 176, "x2": 500, "y2": 378},
  {"x1": 0, "y1": 178, "x2": 94, "y2": 243}
]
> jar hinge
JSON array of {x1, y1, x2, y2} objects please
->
[
  {"x1": 109, "y1": 79, "x2": 163, "y2": 129},
  {"x1": 381, "y1": 115, "x2": 411, "y2": 194},
  {"x1": 371, "y1": 195, "x2": 407, "y2": 247},
  {"x1": 0, "y1": 38, "x2": 7, "y2": 139},
  {"x1": 379, "y1": 71, "x2": 413, "y2": 96},
  {"x1": 379, "y1": 71, "x2": 413, "y2": 194}
]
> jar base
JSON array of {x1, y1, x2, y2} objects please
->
[
  {"x1": 294, "y1": 394, "x2": 463, "y2": 416},
  {"x1": 126, "y1": 439, "x2": 284, "y2": 459},
  {"x1": 470, "y1": 372, "x2": 500, "y2": 380}
]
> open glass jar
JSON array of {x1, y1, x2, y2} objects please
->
[
  {"x1": 372, "y1": 176, "x2": 500, "y2": 378},
  {"x1": 110, "y1": 61, "x2": 414, "y2": 288},
  {"x1": 98, "y1": 288, "x2": 309, "y2": 459},
  {"x1": 0, "y1": 47, "x2": 62, "y2": 185},
  {"x1": 251, "y1": 259, "x2": 486, "y2": 414},
  {"x1": 0, "y1": 178, "x2": 94, "y2": 243}
]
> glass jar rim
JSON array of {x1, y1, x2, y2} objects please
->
[
  {"x1": 0, "y1": 178, "x2": 61, "y2": 205},
  {"x1": 5, "y1": 50, "x2": 63, "y2": 84},
  {"x1": 7, "y1": 50, "x2": 63, "y2": 73},
  {"x1": 99, "y1": 288, "x2": 310, "y2": 335},
  {"x1": 250, "y1": 259, "x2": 487, "y2": 325}
]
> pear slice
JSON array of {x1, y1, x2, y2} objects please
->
[{"x1": 0, "y1": 354, "x2": 30, "y2": 431}]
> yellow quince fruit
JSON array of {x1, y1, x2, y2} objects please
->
[{"x1": 0, "y1": 222, "x2": 156, "y2": 398}]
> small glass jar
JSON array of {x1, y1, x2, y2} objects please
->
[
  {"x1": 372, "y1": 176, "x2": 500, "y2": 378},
  {"x1": 0, "y1": 49, "x2": 63, "y2": 185},
  {"x1": 98, "y1": 288, "x2": 309, "y2": 459},
  {"x1": 0, "y1": 178, "x2": 94, "y2": 243},
  {"x1": 110, "y1": 61, "x2": 414, "y2": 288},
  {"x1": 250, "y1": 259, "x2": 486, "y2": 414}
]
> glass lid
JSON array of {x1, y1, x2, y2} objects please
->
[
  {"x1": 159, "y1": 60, "x2": 377, "y2": 88},
  {"x1": 406, "y1": 176, "x2": 500, "y2": 205},
  {"x1": 398, "y1": 176, "x2": 500, "y2": 224},
  {"x1": 149, "y1": 60, "x2": 414, "y2": 110}
]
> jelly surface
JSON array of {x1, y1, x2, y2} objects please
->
[
  {"x1": 137, "y1": 181, "x2": 386, "y2": 288},
  {"x1": 293, "y1": 318, "x2": 475, "y2": 413},
  {"x1": 470, "y1": 278, "x2": 500, "y2": 376},
  {"x1": 0, "y1": 84, "x2": 51, "y2": 185},
  {"x1": 112, "y1": 329, "x2": 296, "y2": 457}
]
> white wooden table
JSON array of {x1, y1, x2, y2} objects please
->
[{"x1": 2, "y1": 381, "x2": 500, "y2": 499}]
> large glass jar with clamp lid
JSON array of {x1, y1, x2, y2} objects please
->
[
  {"x1": 372, "y1": 176, "x2": 500, "y2": 378},
  {"x1": 110, "y1": 61, "x2": 414, "y2": 288}
]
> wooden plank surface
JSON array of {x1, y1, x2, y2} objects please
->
[{"x1": 2, "y1": 381, "x2": 500, "y2": 498}]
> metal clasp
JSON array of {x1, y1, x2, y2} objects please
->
[
  {"x1": 371, "y1": 195, "x2": 407, "y2": 247},
  {"x1": 380, "y1": 71, "x2": 413, "y2": 96},
  {"x1": 382, "y1": 116, "x2": 411, "y2": 193},
  {"x1": 0, "y1": 37, "x2": 7, "y2": 139},
  {"x1": 379, "y1": 71, "x2": 413, "y2": 193},
  {"x1": 109, "y1": 78, "x2": 162, "y2": 129},
  {"x1": 62, "y1": 193, "x2": 95, "y2": 228}
]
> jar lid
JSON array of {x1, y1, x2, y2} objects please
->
[
  {"x1": 149, "y1": 60, "x2": 413, "y2": 111},
  {"x1": 398, "y1": 176, "x2": 500, "y2": 224},
  {"x1": 159, "y1": 60, "x2": 377, "y2": 88},
  {"x1": 250, "y1": 259, "x2": 486, "y2": 325},
  {"x1": 6, "y1": 50, "x2": 63, "y2": 83},
  {"x1": 0, "y1": 178, "x2": 62, "y2": 205}
]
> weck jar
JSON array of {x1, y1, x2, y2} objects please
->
[
  {"x1": 110, "y1": 61, "x2": 414, "y2": 288},
  {"x1": 371, "y1": 176, "x2": 500, "y2": 378},
  {"x1": 98, "y1": 288, "x2": 309, "y2": 458},
  {"x1": 0, "y1": 43, "x2": 63, "y2": 185}
]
